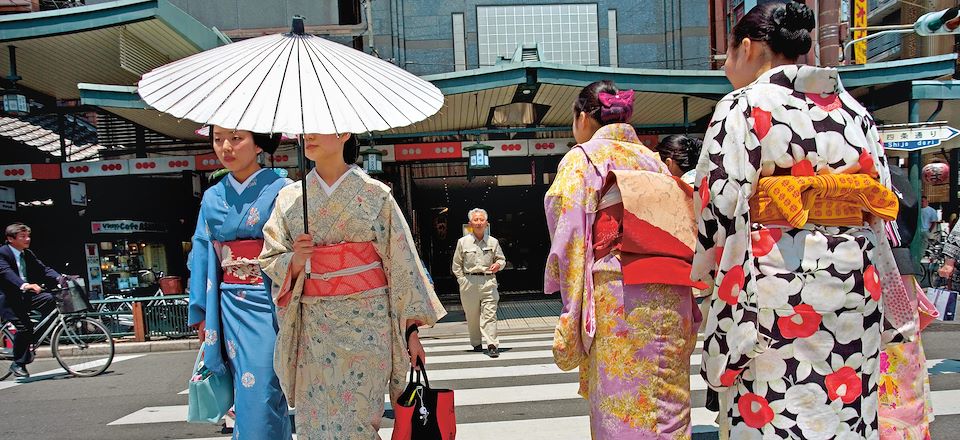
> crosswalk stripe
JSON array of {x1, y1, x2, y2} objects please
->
[
  {"x1": 0, "y1": 354, "x2": 145, "y2": 392},
  {"x1": 420, "y1": 333, "x2": 554, "y2": 346},
  {"x1": 109, "y1": 405, "x2": 186, "y2": 425},
  {"x1": 422, "y1": 333, "x2": 706, "y2": 347},
  {"x1": 426, "y1": 340, "x2": 703, "y2": 356}
]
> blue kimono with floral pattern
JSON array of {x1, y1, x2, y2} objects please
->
[{"x1": 187, "y1": 170, "x2": 292, "y2": 439}]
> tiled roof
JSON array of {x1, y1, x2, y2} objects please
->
[{"x1": 0, "y1": 114, "x2": 106, "y2": 161}]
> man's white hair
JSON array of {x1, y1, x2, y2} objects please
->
[{"x1": 468, "y1": 208, "x2": 488, "y2": 221}]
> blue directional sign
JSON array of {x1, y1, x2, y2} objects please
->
[{"x1": 880, "y1": 124, "x2": 959, "y2": 152}]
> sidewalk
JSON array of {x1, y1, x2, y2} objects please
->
[{"x1": 32, "y1": 298, "x2": 563, "y2": 358}]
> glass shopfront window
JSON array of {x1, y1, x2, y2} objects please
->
[{"x1": 98, "y1": 240, "x2": 168, "y2": 296}]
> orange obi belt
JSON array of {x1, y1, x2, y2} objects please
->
[
  {"x1": 303, "y1": 242, "x2": 387, "y2": 298},
  {"x1": 748, "y1": 173, "x2": 899, "y2": 228},
  {"x1": 593, "y1": 170, "x2": 708, "y2": 290},
  {"x1": 216, "y1": 239, "x2": 265, "y2": 285}
]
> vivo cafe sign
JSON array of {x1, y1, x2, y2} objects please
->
[{"x1": 91, "y1": 220, "x2": 166, "y2": 234}]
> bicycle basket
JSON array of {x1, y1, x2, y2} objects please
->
[{"x1": 56, "y1": 278, "x2": 92, "y2": 314}]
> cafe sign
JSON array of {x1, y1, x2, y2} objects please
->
[{"x1": 91, "y1": 220, "x2": 167, "y2": 234}]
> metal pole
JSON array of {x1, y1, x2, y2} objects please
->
[
  {"x1": 682, "y1": 96, "x2": 689, "y2": 134},
  {"x1": 819, "y1": 0, "x2": 841, "y2": 66},
  {"x1": 908, "y1": 99, "x2": 924, "y2": 264},
  {"x1": 842, "y1": 29, "x2": 916, "y2": 63},
  {"x1": 850, "y1": 24, "x2": 915, "y2": 32},
  {"x1": 58, "y1": 112, "x2": 67, "y2": 161},
  {"x1": 298, "y1": 135, "x2": 309, "y2": 233}
]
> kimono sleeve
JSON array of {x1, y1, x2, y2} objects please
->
[
  {"x1": 543, "y1": 150, "x2": 591, "y2": 372},
  {"x1": 187, "y1": 209, "x2": 209, "y2": 326},
  {"x1": 378, "y1": 194, "x2": 446, "y2": 327},
  {"x1": 692, "y1": 93, "x2": 764, "y2": 390},
  {"x1": 258, "y1": 197, "x2": 303, "y2": 306}
]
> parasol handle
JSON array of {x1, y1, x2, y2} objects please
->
[{"x1": 299, "y1": 135, "x2": 309, "y2": 233}]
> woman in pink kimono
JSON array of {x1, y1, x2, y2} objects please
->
[{"x1": 544, "y1": 80, "x2": 704, "y2": 439}]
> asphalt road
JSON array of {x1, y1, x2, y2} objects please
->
[{"x1": 1, "y1": 328, "x2": 959, "y2": 439}]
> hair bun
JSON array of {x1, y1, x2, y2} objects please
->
[{"x1": 784, "y1": 1, "x2": 815, "y2": 32}]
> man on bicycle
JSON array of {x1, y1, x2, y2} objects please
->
[{"x1": 0, "y1": 223, "x2": 59, "y2": 378}]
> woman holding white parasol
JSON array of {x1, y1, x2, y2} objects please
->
[{"x1": 139, "y1": 16, "x2": 447, "y2": 438}]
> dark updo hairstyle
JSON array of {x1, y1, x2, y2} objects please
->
[
  {"x1": 208, "y1": 128, "x2": 282, "y2": 155},
  {"x1": 251, "y1": 133, "x2": 282, "y2": 155},
  {"x1": 655, "y1": 134, "x2": 703, "y2": 173},
  {"x1": 343, "y1": 135, "x2": 359, "y2": 165},
  {"x1": 731, "y1": 0, "x2": 816, "y2": 60},
  {"x1": 572, "y1": 80, "x2": 634, "y2": 126}
]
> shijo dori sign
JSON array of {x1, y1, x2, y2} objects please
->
[
  {"x1": 91, "y1": 220, "x2": 167, "y2": 234},
  {"x1": 880, "y1": 122, "x2": 960, "y2": 151}
]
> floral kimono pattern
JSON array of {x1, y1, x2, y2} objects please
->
[
  {"x1": 259, "y1": 167, "x2": 445, "y2": 439},
  {"x1": 692, "y1": 65, "x2": 903, "y2": 439},
  {"x1": 545, "y1": 123, "x2": 700, "y2": 439}
]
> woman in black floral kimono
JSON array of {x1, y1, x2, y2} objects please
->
[{"x1": 691, "y1": 1, "x2": 913, "y2": 439}]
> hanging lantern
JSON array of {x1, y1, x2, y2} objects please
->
[
  {"x1": 2, "y1": 91, "x2": 27, "y2": 116},
  {"x1": 464, "y1": 141, "x2": 493, "y2": 169},
  {"x1": 3, "y1": 46, "x2": 27, "y2": 116},
  {"x1": 922, "y1": 161, "x2": 950, "y2": 185},
  {"x1": 361, "y1": 145, "x2": 384, "y2": 174}
]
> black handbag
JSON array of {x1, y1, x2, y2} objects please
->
[{"x1": 392, "y1": 359, "x2": 456, "y2": 440}]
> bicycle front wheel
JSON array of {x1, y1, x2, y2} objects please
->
[
  {"x1": 51, "y1": 317, "x2": 115, "y2": 377},
  {"x1": 0, "y1": 324, "x2": 15, "y2": 380}
]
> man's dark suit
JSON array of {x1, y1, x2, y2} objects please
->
[{"x1": 0, "y1": 244, "x2": 59, "y2": 366}]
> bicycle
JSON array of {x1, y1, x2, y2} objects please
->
[{"x1": 0, "y1": 291, "x2": 115, "y2": 380}]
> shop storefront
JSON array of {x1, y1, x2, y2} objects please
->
[{"x1": 84, "y1": 220, "x2": 173, "y2": 299}]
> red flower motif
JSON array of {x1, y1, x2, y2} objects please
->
[
  {"x1": 720, "y1": 369, "x2": 743, "y2": 387},
  {"x1": 751, "y1": 227, "x2": 783, "y2": 257},
  {"x1": 858, "y1": 150, "x2": 877, "y2": 176},
  {"x1": 792, "y1": 159, "x2": 815, "y2": 177},
  {"x1": 751, "y1": 107, "x2": 772, "y2": 140},
  {"x1": 777, "y1": 304, "x2": 822, "y2": 339},
  {"x1": 718, "y1": 266, "x2": 745, "y2": 306},
  {"x1": 699, "y1": 177, "x2": 710, "y2": 212},
  {"x1": 825, "y1": 366, "x2": 862, "y2": 404},
  {"x1": 738, "y1": 393, "x2": 775, "y2": 428},
  {"x1": 864, "y1": 265, "x2": 881, "y2": 302},
  {"x1": 715, "y1": 246, "x2": 725, "y2": 266},
  {"x1": 805, "y1": 92, "x2": 842, "y2": 112}
]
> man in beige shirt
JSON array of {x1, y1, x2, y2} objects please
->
[{"x1": 451, "y1": 208, "x2": 506, "y2": 358}]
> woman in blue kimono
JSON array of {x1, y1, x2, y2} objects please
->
[{"x1": 187, "y1": 126, "x2": 292, "y2": 439}]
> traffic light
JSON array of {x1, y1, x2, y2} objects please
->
[{"x1": 914, "y1": 6, "x2": 960, "y2": 36}]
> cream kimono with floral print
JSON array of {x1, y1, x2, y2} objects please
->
[{"x1": 260, "y1": 167, "x2": 445, "y2": 438}]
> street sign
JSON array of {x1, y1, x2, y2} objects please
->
[{"x1": 880, "y1": 124, "x2": 960, "y2": 151}]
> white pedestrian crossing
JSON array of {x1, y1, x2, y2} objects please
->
[{"x1": 107, "y1": 328, "x2": 960, "y2": 440}]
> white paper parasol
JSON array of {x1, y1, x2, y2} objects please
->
[
  {"x1": 138, "y1": 17, "x2": 443, "y2": 135},
  {"x1": 138, "y1": 17, "x2": 444, "y2": 230}
]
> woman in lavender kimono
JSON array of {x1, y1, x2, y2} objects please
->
[
  {"x1": 544, "y1": 80, "x2": 703, "y2": 439},
  {"x1": 187, "y1": 126, "x2": 292, "y2": 439},
  {"x1": 692, "y1": 2, "x2": 911, "y2": 438},
  {"x1": 259, "y1": 133, "x2": 445, "y2": 439}
]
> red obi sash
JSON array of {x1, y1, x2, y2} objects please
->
[
  {"x1": 304, "y1": 242, "x2": 387, "y2": 297},
  {"x1": 592, "y1": 171, "x2": 708, "y2": 290},
  {"x1": 217, "y1": 239, "x2": 265, "y2": 285}
]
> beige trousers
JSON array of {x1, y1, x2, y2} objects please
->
[{"x1": 459, "y1": 274, "x2": 499, "y2": 347}]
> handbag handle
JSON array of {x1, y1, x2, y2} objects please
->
[
  {"x1": 408, "y1": 357, "x2": 430, "y2": 389},
  {"x1": 193, "y1": 348, "x2": 205, "y2": 373}
]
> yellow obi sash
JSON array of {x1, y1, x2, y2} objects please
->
[{"x1": 749, "y1": 173, "x2": 899, "y2": 228}]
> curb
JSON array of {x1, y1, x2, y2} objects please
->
[{"x1": 33, "y1": 338, "x2": 201, "y2": 359}]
